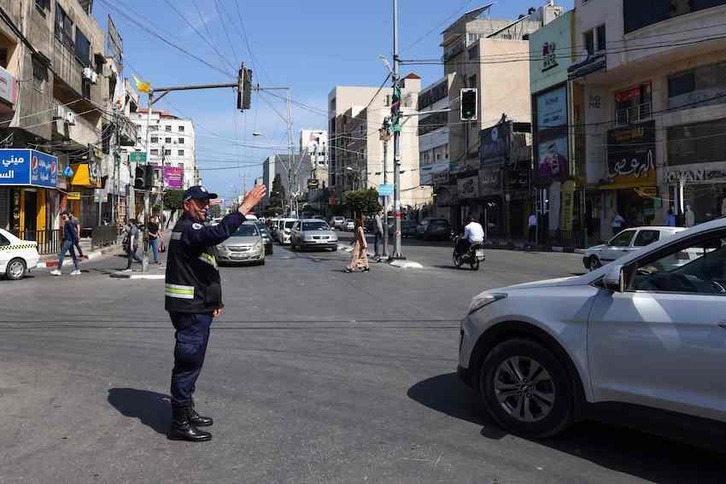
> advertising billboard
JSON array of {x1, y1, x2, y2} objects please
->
[
  {"x1": 536, "y1": 86, "x2": 567, "y2": 130},
  {"x1": 537, "y1": 136, "x2": 569, "y2": 182},
  {"x1": 163, "y1": 166, "x2": 184, "y2": 189},
  {"x1": 0, "y1": 149, "x2": 57, "y2": 188}
]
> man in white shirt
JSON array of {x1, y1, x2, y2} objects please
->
[
  {"x1": 528, "y1": 212, "x2": 537, "y2": 243},
  {"x1": 457, "y1": 216, "x2": 484, "y2": 256}
]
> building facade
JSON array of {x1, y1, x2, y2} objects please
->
[
  {"x1": 572, "y1": 0, "x2": 726, "y2": 239},
  {"x1": 328, "y1": 78, "x2": 432, "y2": 211},
  {"x1": 418, "y1": 75, "x2": 453, "y2": 194},
  {"x1": 0, "y1": 0, "x2": 130, "y2": 247}
]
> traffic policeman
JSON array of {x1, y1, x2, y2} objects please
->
[{"x1": 165, "y1": 184, "x2": 266, "y2": 442}]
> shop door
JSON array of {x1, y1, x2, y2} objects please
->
[{"x1": 24, "y1": 191, "x2": 37, "y2": 237}]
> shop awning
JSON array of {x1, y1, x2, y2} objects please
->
[{"x1": 70, "y1": 163, "x2": 100, "y2": 188}]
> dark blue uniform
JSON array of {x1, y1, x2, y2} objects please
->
[{"x1": 165, "y1": 211, "x2": 245, "y2": 410}]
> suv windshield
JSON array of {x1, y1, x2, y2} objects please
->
[
  {"x1": 232, "y1": 224, "x2": 259, "y2": 237},
  {"x1": 302, "y1": 221, "x2": 329, "y2": 231},
  {"x1": 284, "y1": 221, "x2": 296, "y2": 229}
]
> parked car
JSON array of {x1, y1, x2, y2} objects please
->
[
  {"x1": 277, "y1": 218, "x2": 297, "y2": 245},
  {"x1": 290, "y1": 219, "x2": 339, "y2": 251},
  {"x1": 0, "y1": 228, "x2": 39, "y2": 280},
  {"x1": 458, "y1": 218, "x2": 726, "y2": 439},
  {"x1": 417, "y1": 218, "x2": 451, "y2": 241},
  {"x1": 584, "y1": 226, "x2": 685, "y2": 270},
  {"x1": 214, "y1": 221, "x2": 265, "y2": 265},
  {"x1": 256, "y1": 222, "x2": 274, "y2": 255},
  {"x1": 401, "y1": 220, "x2": 418, "y2": 238},
  {"x1": 330, "y1": 216, "x2": 346, "y2": 230},
  {"x1": 344, "y1": 219, "x2": 355, "y2": 231}
]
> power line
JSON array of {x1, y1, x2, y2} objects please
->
[{"x1": 213, "y1": 0, "x2": 241, "y2": 65}]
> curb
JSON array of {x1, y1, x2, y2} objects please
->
[
  {"x1": 39, "y1": 245, "x2": 122, "y2": 269},
  {"x1": 484, "y1": 241, "x2": 581, "y2": 254}
]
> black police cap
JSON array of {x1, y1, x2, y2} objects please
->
[{"x1": 183, "y1": 185, "x2": 218, "y2": 201}]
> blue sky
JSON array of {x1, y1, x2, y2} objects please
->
[{"x1": 92, "y1": 0, "x2": 573, "y2": 201}]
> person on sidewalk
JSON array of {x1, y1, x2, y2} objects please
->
[
  {"x1": 69, "y1": 212, "x2": 84, "y2": 258},
  {"x1": 148, "y1": 215, "x2": 161, "y2": 265},
  {"x1": 51, "y1": 211, "x2": 81, "y2": 276},
  {"x1": 373, "y1": 210, "x2": 385, "y2": 261},
  {"x1": 124, "y1": 219, "x2": 142, "y2": 270},
  {"x1": 344, "y1": 214, "x2": 369, "y2": 273},
  {"x1": 612, "y1": 211, "x2": 625, "y2": 235},
  {"x1": 165, "y1": 183, "x2": 266, "y2": 442},
  {"x1": 528, "y1": 212, "x2": 537, "y2": 243}
]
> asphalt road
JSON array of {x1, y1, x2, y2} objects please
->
[{"x1": 1, "y1": 237, "x2": 725, "y2": 483}]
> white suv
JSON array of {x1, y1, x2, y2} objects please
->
[{"x1": 459, "y1": 218, "x2": 726, "y2": 438}]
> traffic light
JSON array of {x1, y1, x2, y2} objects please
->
[
  {"x1": 389, "y1": 83, "x2": 402, "y2": 133},
  {"x1": 237, "y1": 65, "x2": 253, "y2": 111},
  {"x1": 460, "y1": 88, "x2": 478, "y2": 121},
  {"x1": 134, "y1": 165, "x2": 153, "y2": 190}
]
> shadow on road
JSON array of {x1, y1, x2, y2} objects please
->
[
  {"x1": 108, "y1": 388, "x2": 170, "y2": 434},
  {"x1": 408, "y1": 373, "x2": 726, "y2": 483}
]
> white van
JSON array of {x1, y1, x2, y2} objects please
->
[{"x1": 278, "y1": 218, "x2": 297, "y2": 245}]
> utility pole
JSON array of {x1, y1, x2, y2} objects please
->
[
  {"x1": 380, "y1": 120, "x2": 391, "y2": 259},
  {"x1": 391, "y1": 0, "x2": 404, "y2": 259},
  {"x1": 142, "y1": 91, "x2": 153, "y2": 272}
]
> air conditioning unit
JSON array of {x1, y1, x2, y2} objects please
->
[
  {"x1": 90, "y1": 71, "x2": 98, "y2": 84},
  {"x1": 82, "y1": 67, "x2": 93, "y2": 80},
  {"x1": 66, "y1": 112, "x2": 76, "y2": 126}
]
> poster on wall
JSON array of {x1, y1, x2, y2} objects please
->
[
  {"x1": 163, "y1": 166, "x2": 184, "y2": 188},
  {"x1": 536, "y1": 86, "x2": 567, "y2": 130},
  {"x1": 537, "y1": 136, "x2": 569, "y2": 182}
]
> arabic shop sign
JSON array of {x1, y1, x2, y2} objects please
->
[
  {"x1": 605, "y1": 121, "x2": 656, "y2": 186},
  {"x1": 542, "y1": 42, "x2": 558, "y2": 72},
  {"x1": 457, "y1": 175, "x2": 480, "y2": 199},
  {"x1": 0, "y1": 149, "x2": 58, "y2": 188}
]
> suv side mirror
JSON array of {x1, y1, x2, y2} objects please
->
[{"x1": 603, "y1": 265, "x2": 624, "y2": 292}]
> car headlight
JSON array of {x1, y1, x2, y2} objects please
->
[
  {"x1": 467, "y1": 293, "x2": 507, "y2": 316},
  {"x1": 253, "y1": 242, "x2": 262, "y2": 250},
  {"x1": 304, "y1": 235, "x2": 314, "y2": 241}
]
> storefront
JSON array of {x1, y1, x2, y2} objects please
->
[
  {"x1": 666, "y1": 119, "x2": 726, "y2": 225},
  {"x1": 600, "y1": 121, "x2": 658, "y2": 234},
  {"x1": 69, "y1": 160, "x2": 102, "y2": 227},
  {"x1": 0, "y1": 149, "x2": 59, "y2": 235}
]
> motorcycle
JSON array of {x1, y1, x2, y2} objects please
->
[{"x1": 452, "y1": 236, "x2": 486, "y2": 271}]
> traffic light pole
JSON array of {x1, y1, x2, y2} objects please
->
[
  {"x1": 142, "y1": 90, "x2": 153, "y2": 272},
  {"x1": 391, "y1": 0, "x2": 404, "y2": 260}
]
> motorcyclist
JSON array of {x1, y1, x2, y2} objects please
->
[{"x1": 456, "y1": 216, "x2": 485, "y2": 257}]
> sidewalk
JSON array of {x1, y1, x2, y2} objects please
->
[
  {"x1": 484, "y1": 238, "x2": 587, "y2": 254},
  {"x1": 38, "y1": 237, "x2": 123, "y2": 269}
]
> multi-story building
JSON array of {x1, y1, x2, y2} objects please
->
[
  {"x1": 435, "y1": 3, "x2": 563, "y2": 233},
  {"x1": 328, "y1": 78, "x2": 432, "y2": 211},
  {"x1": 130, "y1": 108, "x2": 198, "y2": 194},
  {"x1": 418, "y1": 75, "x2": 453, "y2": 200},
  {"x1": 262, "y1": 152, "x2": 312, "y2": 214},
  {"x1": 299, "y1": 129, "x2": 327, "y2": 167},
  {"x1": 571, "y1": 0, "x2": 726, "y2": 239},
  {"x1": 0, "y1": 0, "x2": 112, "y2": 245}
]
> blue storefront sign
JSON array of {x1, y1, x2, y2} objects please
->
[
  {"x1": 378, "y1": 184, "x2": 394, "y2": 197},
  {"x1": 0, "y1": 149, "x2": 58, "y2": 188}
]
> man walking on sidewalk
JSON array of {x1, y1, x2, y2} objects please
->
[
  {"x1": 124, "y1": 219, "x2": 142, "y2": 270},
  {"x1": 51, "y1": 211, "x2": 80, "y2": 276},
  {"x1": 528, "y1": 212, "x2": 537, "y2": 244},
  {"x1": 69, "y1": 212, "x2": 84, "y2": 258},
  {"x1": 373, "y1": 210, "x2": 385, "y2": 261},
  {"x1": 165, "y1": 184, "x2": 266, "y2": 442}
]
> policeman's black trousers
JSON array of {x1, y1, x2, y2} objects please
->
[{"x1": 169, "y1": 312, "x2": 214, "y2": 409}]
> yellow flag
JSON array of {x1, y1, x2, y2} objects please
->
[{"x1": 133, "y1": 75, "x2": 151, "y2": 94}]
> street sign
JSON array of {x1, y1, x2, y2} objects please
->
[
  {"x1": 129, "y1": 152, "x2": 146, "y2": 163},
  {"x1": 378, "y1": 184, "x2": 393, "y2": 197}
]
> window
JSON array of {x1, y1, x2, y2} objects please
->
[
  {"x1": 468, "y1": 44, "x2": 479, "y2": 60},
  {"x1": 178, "y1": 150, "x2": 185, "y2": 156},
  {"x1": 0, "y1": 233, "x2": 9, "y2": 246},
  {"x1": 629, "y1": 234, "x2": 726, "y2": 295},
  {"x1": 82, "y1": 78, "x2": 91, "y2": 99},
  {"x1": 625, "y1": 0, "x2": 726, "y2": 34},
  {"x1": 164, "y1": 149, "x2": 171, "y2": 156},
  {"x1": 165, "y1": 125, "x2": 172, "y2": 132},
  {"x1": 165, "y1": 137, "x2": 172, "y2": 143},
  {"x1": 609, "y1": 230, "x2": 635, "y2": 247},
  {"x1": 596, "y1": 24, "x2": 606, "y2": 52},
  {"x1": 668, "y1": 61, "x2": 726, "y2": 110},
  {"x1": 614, "y1": 82, "x2": 652, "y2": 125},
  {"x1": 178, "y1": 138, "x2": 184, "y2": 144},
  {"x1": 35, "y1": 0, "x2": 50, "y2": 13},
  {"x1": 668, "y1": 120, "x2": 726, "y2": 167},
  {"x1": 584, "y1": 29, "x2": 594, "y2": 56},
  {"x1": 150, "y1": 136, "x2": 158, "y2": 143},
  {"x1": 54, "y1": 6, "x2": 73, "y2": 48},
  {"x1": 178, "y1": 125, "x2": 185, "y2": 132},
  {"x1": 75, "y1": 30, "x2": 91, "y2": 67},
  {"x1": 150, "y1": 149, "x2": 159, "y2": 155},
  {"x1": 634, "y1": 230, "x2": 661, "y2": 247},
  {"x1": 149, "y1": 125, "x2": 158, "y2": 131},
  {"x1": 31, "y1": 56, "x2": 47, "y2": 91}
]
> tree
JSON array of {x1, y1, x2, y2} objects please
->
[
  {"x1": 269, "y1": 174, "x2": 285, "y2": 210},
  {"x1": 344, "y1": 188, "x2": 381, "y2": 217},
  {"x1": 163, "y1": 189, "x2": 184, "y2": 210}
]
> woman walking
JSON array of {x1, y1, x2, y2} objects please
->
[{"x1": 344, "y1": 214, "x2": 369, "y2": 273}]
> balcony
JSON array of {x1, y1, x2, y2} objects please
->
[
  {"x1": 615, "y1": 102, "x2": 652, "y2": 127},
  {"x1": 567, "y1": 52, "x2": 606, "y2": 81},
  {"x1": 117, "y1": 115, "x2": 138, "y2": 147},
  {"x1": 52, "y1": 102, "x2": 101, "y2": 149}
]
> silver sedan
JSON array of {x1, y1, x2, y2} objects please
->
[
  {"x1": 290, "y1": 219, "x2": 339, "y2": 251},
  {"x1": 214, "y1": 222, "x2": 265, "y2": 265}
]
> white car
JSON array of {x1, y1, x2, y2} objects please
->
[
  {"x1": 0, "y1": 228, "x2": 39, "y2": 280},
  {"x1": 459, "y1": 217, "x2": 726, "y2": 438},
  {"x1": 277, "y1": 218, "x2": 297, "y2": 245},
  {"x1": 330, "y1": 216, "x2": 345, "y2": 230},
  {"x1": 584, "y1": 226, "x2": 685, "y2": 270},
  {"x1": 344, "y1": 219, "x2": 355, "y2": 231}
]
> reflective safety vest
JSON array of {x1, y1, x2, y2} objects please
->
[{"x1": 164, "y1": 212, "x2": 245, "y2": 313}]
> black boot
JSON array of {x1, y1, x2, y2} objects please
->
[
  {"x1": 189, "y1": 404, "x2": 214, "y2": 427},
  {"x1": 167, "y1": 406, "x2": 212, "y2": 442}
]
